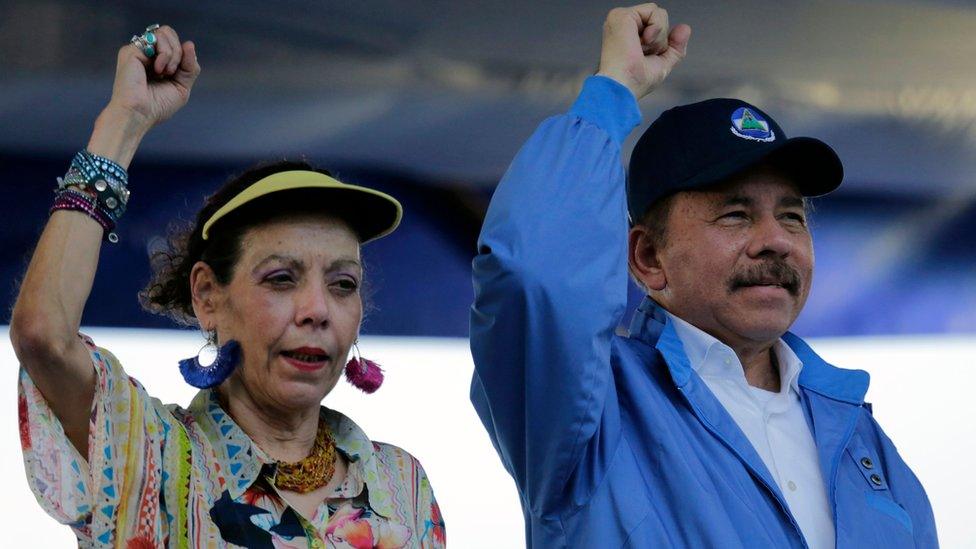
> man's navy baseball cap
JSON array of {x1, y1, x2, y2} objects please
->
[{"x1": 627, "y1": 98, "x2": 843, "y2": 223}]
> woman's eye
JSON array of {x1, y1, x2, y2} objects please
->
[
  {"x1": 333, "y1": 278, "x2": 359, "y2": 292},
  {"x1": 265, "y1": 273, "x2": 294, "y2": 285}
]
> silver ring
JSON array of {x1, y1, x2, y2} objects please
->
[
  {"x1": 129, "y1": 35, "x2": 156, "y2": 58},
  {"x1": 129, "y1": 24, "x2": 160, "y2": 58}
]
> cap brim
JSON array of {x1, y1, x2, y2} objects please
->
[
  {"x1": 676, "y1": 136, "x2": 843, "y2": 198},
  {"x1": 202, "y1": 170, "x2": 402, "y2": 244}
]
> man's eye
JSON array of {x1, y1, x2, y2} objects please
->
[
  {"x1": 721, "y1": 211, "x2": 748, "y2": 219},
  {"x1": 783, "y1": 213, "x2": 807, "y2": 224}
]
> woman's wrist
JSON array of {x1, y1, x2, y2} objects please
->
[{"x1": 86, "y1": 104, "x2": 152, "y2": 169}]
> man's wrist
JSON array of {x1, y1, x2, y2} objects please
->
[
  {"x1": 570, "y1": 75, "x2": 643, "y2": 146},
  {"x1": 595, "y1": 71, "x2": 641, "y2": 101}
]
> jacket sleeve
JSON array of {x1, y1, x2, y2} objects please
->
[{"x1": 469, "y1": 76, "x2": 641, "y2": 515}]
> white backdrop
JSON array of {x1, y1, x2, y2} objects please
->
[{"x1": 2, "y1": 327, "x2": 973, "y2": 547}]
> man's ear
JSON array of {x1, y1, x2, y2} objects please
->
[
  {"x1": 189, "y1": 261, "x2": 222, "y2": 330},
  {"x1": 628, "y1": 225, "x2": 667, "y2": 292}
]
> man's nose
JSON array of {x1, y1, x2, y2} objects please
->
[{"x1": 746, "y1": 215, "x2": 792, "y2": 258}]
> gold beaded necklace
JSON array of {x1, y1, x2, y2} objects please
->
[{"x1": 274, "y1": 418, "x2": 337, "y2": 494}]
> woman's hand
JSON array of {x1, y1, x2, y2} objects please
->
[
  {"x1": 109, "y1": 25, "x2": 201, "y2": 130},
  {"x1": 10, "y1": 26, "x2": 204, "y2": 456},
  {"x1": 89, "y1": 26, "x2": 201, "y2": 168}
]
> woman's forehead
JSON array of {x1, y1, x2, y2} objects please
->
[{"x1": 239, "y1": 217, "x2": 361, "y2": 263}]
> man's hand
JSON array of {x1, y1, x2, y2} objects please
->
[{"x1": 596, "y1": 4, "x2": 691, "y2": 100}]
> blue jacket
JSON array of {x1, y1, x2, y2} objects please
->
[{"x1": 469, "y1": 76, "x2": 938, "y2": 548}]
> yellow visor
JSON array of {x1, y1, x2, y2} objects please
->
[{"x1": 201, "y1": 170, "x2": 403, "y2": 244}]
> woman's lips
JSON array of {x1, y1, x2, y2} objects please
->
[
  {"x1": 281, "y1": 353, "x2": 329, "y2": 372},
  {"x1": 280, "y1": 347, "x2": 330, "y2": 372},
  {"x1": 289, "y1": 346, "x2": 327, "y2": 356}
]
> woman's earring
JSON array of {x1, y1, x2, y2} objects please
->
[
  {"x1": 178, "y1": 339, "x2": 241, "y2": 389},
  {"x1": 344, "y1": 343, "x2": 384, "y2": 394}
]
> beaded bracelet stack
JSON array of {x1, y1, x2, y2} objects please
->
[{"x1": 51, "y1": 150, "x2": 130, "y2": 243}]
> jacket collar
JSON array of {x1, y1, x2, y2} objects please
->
[
  {"x1": 627, "y1": 296, "x2": 869, "y2": 404},
  {"x1": 628, "y1": 296, "x2": 869, "y2": 521},
  {"x1": 189, "y1": 390, "x2": 397, "y2": 517},
  {"x1": 629, "y1": 298, "x2": 785, "y2": 503},
  {"x1": 784, "y1": 333, "x2": 869, "y2": 404}
]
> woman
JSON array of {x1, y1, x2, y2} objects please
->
[{"x1": 10, "y1": 25, "x2": 445, "y2": 548}]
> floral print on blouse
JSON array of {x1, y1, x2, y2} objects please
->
[{"x1": 18, "y1": 335, "x2": 446, "y2": 548}]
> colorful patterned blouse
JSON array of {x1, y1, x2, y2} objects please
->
[{"x1": 18, "y1": 336, "x2": 446, "y2": 548}]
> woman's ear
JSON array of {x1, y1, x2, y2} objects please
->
[
  {"x1": 628, "y1": 225, "x2": 668, "y2": 292},
  {"x1": 189, "y1": 261, "x2": 222, "y2": 330}
]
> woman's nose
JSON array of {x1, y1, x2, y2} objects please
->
[{"x1": 296, "y1": 280, "x2": 331, "y2": 327}]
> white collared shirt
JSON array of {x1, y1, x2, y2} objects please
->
[{"x1": 666, "y1": 312, "x2": 835, "y2": 549}]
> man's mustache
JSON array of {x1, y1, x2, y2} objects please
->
[{"x1": 728, "y1": 260, "x2": 801, "y2": 296}]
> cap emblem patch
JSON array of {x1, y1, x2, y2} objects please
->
[{"x1": 730, "y1": 107, "x2": 775, "y2": 142}]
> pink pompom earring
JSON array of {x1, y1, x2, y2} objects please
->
[{"x1": 344, "y1": 343, "x2": 384, "y2": 394}]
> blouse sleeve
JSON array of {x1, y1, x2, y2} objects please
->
[
  {"x1": 18, "y1": 334, "x2": 167, "y2": 546},
  {"x1": 414, "y1": 459, "x2": 446, "y2": 548}
]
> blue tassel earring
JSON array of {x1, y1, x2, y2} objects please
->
[{"x1": 178, "y1": 339, "x2": 241, "y2": 389}]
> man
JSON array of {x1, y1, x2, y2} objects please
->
[{"x1": 469, "y1": 4, "x2": 937, "y2": 548}]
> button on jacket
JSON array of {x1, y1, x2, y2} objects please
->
[{"x1": 469, "y1": 76, "x2": 937, "y2": 548}]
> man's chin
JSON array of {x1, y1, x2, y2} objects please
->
[
  {"x1": 729, "y1": 315, "x2": 795, "y2": 343},
  {"x1": 720, "y1": 302, "x2": 797, "y2": 342}
]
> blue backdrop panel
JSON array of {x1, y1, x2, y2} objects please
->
[
  {"x1": 3, "y1": 154, "x2": 974, "y2": 337},
  {"x1": 1, "y1": 154, "x2": 475, "y2": 337}
]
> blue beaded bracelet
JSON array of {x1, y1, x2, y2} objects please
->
[
  {"x1": 53, "y1": 150, "x2": 131, "y2": 243},
  {"x1": 72, "y1": 150, "x2": 127, "y2": 184}
]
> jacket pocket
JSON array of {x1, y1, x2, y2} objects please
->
[
  {"x1": 845, "y1": 433, "x2": 915, "y2": 539},
  {"x1": 865, "y1": 492, "x2": 914, "y2": 535}
]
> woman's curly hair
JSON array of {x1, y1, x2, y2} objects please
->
[{"x1": 139, "y1": 159, "x2": 354, "y2": 326}]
